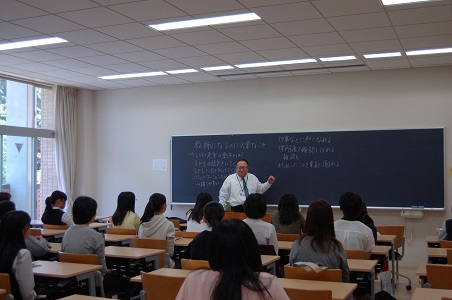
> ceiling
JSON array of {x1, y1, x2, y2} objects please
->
[{"x1": 0, "y1": 0, "x2": 451, "y2": 90}]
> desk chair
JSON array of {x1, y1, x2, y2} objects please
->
[
  {"x1": 180, "y1": 259, "x2": 210, "y2": 270},
  {"x1": 284, "y1": 288, "x2": 332, "y2": 300},
  {"x1": 346, "y1": 249, "x2": 367, "y2": 260},
  {"x1": 426, "y1": 264, "x2": 452, "y2": 289},
  {"x1": 376, "y1": 225, "x2": 412, "y2": 290},
  {"x1": 261, "y1": 213, "x2": 272, "y2": 223},
  {"x1": 43, "y1": 224, "x2": 68, "y2": 229},
  {"x1": 169, "y1": 219, "x2": 180, "y2": 230},
  {"x1": 440, "y1": 240, "x2": 452, "y2": 248},
  {"x1": 58, "y1": 252, "x2": 105, "y2": 297},
  {"x1": 141, "y1": 271, "x2": 185, "y2": 300},
  {"x1": 284, "y1": 265, "x2": 342, "y2": 282},
  {"x1": 223, "y1": 211, "x2": 246, "y2": 220},
  {"x1": 131, "y1": 238, "x2": 167, "y2": 270},
  {"x1": 447, "y1": 249, "x2": 452, "y2": 265},
  {"x1": 276, "y1": 233, "x2": 300, "y2": 242},
  {"x1": 258, "y1": 244, "x2": 281, "y2": 277},
  {"x1": 30, "y1": 228, "x2": 42, "y2": 237},
  {"x1": 0, "y1": 273, "x2": 11, "y2": 300},
  {"x1": 175, "y1": 231, "x2": 198, "y2": 238},
  {"x1": 106, "y1": 227, "x2": 137, "y2": 235}
]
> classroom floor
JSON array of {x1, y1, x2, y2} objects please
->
[{"x1": 374, "y1": 267, "x2": 419, "y2": 300}]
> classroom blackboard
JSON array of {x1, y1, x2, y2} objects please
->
[{"x1": 171, "y1": 128, "x2": 444, "y2": 209}]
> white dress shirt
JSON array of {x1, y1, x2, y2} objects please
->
[
  {"x1": 334, "y1": 219, "x2": 375, "y2": 252},
  {"x1": 243, "y1": 218, "x2": 278, "y2": 254},
  {"x1": 219, "y1": 173, "x2": 271, "y2": 207}
]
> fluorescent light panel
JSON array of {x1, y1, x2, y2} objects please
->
[
  {"x1": 364, "y1": 52, "x2": 402, "y2": 59},
  {"x1": 235, "y1": 58, "x2": 317, "y2": 69},
  {"x1": 0, "y1": 37, "x2": 67, "y2": 51},
  {"x1": 149, "y1": 13, "x2": 260, "y2": 31},
  {"x1": 99, "y1": 71, "x2": 166, "y2": 80},
  {"x1": 166, "y1": 69, "x2": 198, "y2": 74},
  {"x1": 319, "y1": 55, "x2": 356, "y2": 62},
  {"x1": 381, "y1": 0, "x2": 438, "y2": 5},
  {"x1": 406, "y1": 47, "x2": 452, "y2": 56},
  {"x1": 201, "y1": 65, "x2": 234, "y2": 71}
]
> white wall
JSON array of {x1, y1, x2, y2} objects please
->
[{"x1": 76, "y1": 65, "x2": 452, "y2": 268}]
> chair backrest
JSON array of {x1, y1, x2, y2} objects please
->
[
  {"x1": 440, "y1": 240, "x2": 452, "y2": 248},
  {"x1": 284, "y1": 265, "x2": 342, "y2": 282},
  {"x1": 141, "y1": 271, "x2": 186, "y2": 300},
  {"x1": 426, "y1": 264, "x2": 452, "y2": 289},
  {"x1": 30, "y1": 228, "x2": 42, "y2": 237},
  {"x1": 223, "y1": 211, "x2": 246, "y2": 220},
  {"x1": 0, "y1": 273, "x2": 11, "y2": 300},
  {"x1": 345, "y1": 249, "x2": 367, "y2": 260},
  {"x1": 376, "y1": 225, "x2": 404, "y2": 250},
  {"x1": 131, "y1": 238, "x2": 167, "y2": 268},
  {"x1": 175, "y1": 231, "x2": 199, "y2": 238},
  {"x1": 43, "y1": 224, "x2": 68, "y2": 230},
  {"x1": 106, "y1": 227, "x2": 137, "y2": 235},
  {"x1": 283, "y1": 288, "x2": 332, "y2": 300},
  {"x1": 58, "y1": 252, "x2": 98, "y2": 265},
  {"x1": 441, "y1": 297, "x2": 452, "y2": 300},
  {"x1": 261, "y1": 213, "x2": 272, "y2": 223},
  {"x1": 276, "y1": 233, "x2": 300, "y2": 242},
  {"x1": 169, "y1": 219, "x2": 180, "y2": 230},
  {"x1": 180, "y1": 259, "x2": 210, "y2": 270},
  {"x1": 447, "y1": 249, "x2": 452, "y2": 265}
]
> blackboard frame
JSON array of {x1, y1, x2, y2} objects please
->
[{"x1": 170, "y1": 128, "x2": 445, "y2": 210}]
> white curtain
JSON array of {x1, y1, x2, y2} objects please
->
[{"x1": 54, "y1": 86, "x2": 77, "y2": 214}]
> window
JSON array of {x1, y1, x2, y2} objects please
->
[{"x1": 0, "y1": 77, "x2": 56, "y2": 218}]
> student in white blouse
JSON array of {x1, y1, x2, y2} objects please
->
[{"x1": 186, "y1": 193, "x2": 212, "y2": 232}]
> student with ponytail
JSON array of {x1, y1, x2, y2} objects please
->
[
  {"x1": 41, "y1": 190, "x2": 74, "y2": 226},
  {"x1": 187, "y1": 201, "x2": 225, "y2": 260}
]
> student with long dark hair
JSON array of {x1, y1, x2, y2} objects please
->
[
  {"x1": 111, "y1": 191, "x2": 140, "y2": 231},
  {"x1": 41, "y1": 190, "x2": 74, "y2": 226},
  {"x1": 289, "y1": 199, "x2": 350, "y2": 282},
  {"x1": 139, "y1": 193, "x2": 176, "y2": 268},
  {"x1": 186, "y1": 192, "x2": 213, "y2": 232},
  {"x1": 176, "y1": 219, "x2": 289, "y2": 300},
  {"x1": 0, "y1": 210, "x2": 37, "y2": 300},
  {"x1": 187, "y1": 201, "x2": 224, "y2": 260},
  {"x1": 271, "y1": 194, "x2": 305, "y2": 234}
]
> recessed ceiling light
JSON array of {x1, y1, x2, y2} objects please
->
[
  {"x1": 381, "y1": 0, "x2": 439, "y2": 5},
  {"x1": 235, "y1": 58, "x2": 317, "y2": 69},
  {"x1": 0, "y1": 37, "x2": 68, "y2": 51},
  {"x1": 319, "y1": 55, "x2": 356, "y2": 62},
  {"x1": 201, "y1": 65, "x2": 234, "y2": 71},
  {"x1": 406, "y1": 47, "x2": 452, "y2": 56},
  {"x1": 99, "y1": 72, "x2": 166, "y2": 80},
  {"x1": 149, "y1": 12, "x2": 261, "y2": 31},
  {"x1": 364, "y1": 52, "x2": 402, "y2": 59},
  {"x1": 166, "y1": 69, "x2": 198, "y2": 74}
]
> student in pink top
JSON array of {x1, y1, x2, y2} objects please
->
[{"x1": 176, "y1": 219, "x2": 289, "y2": 300}]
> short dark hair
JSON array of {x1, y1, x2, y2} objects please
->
[
  {"x1": 0, "y1": 192, "x2": 11, "y2": 201},
  {"x1": 244, "y1": 193, "x2": 267, "y2": 219},
  {"x1": 235, "y1": 158, "x2": 249, "y2": 167},
  {"x1": 203, "y1": 202, "x2": 224, "y2": 228},
  {"x1": 149, "y1": 193, "x2": 166, "y2": 212},
  {"x1": 0, "y1": 200, "x2": 16, "y2": 220},
  {"x1": 339, "y1": 192, "x2": 363, "y2": 219},
  {"x1": 72, "y1": 196, "x2": 97, "y2": 224}
]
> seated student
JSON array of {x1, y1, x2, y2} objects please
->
[
  {"x1": 0, "y1": 210, "x2": 37, "y2": 300},
  {"x1": 271, "y1": 193, "x2": 306, "y2": 234},
  {"x1": 0, "y1": 200, "x2": 51, "y2": 260},
  {"x1": 358, "y1": 200, "x2": 378, "y2": 242},
  {"x1": 111, "y1": 191, "x2": 140, "y2": 231},
  {"x1": 41, "y1": 190, "x2": 74, "y2": 226},
  {"x1": 139, "y1": 193, "x2": 176, "y2": 268},
  {"x1": 176, "y1": 219, "x2": 289, "y2": 300},
  {"x1": 187, "y1": 201, "x2": 224, "y2": 260},
  {"x1": 0, "y1": 192, "x2": 11, "y2": 201},
  {"x1": 289, "y1": 199, "x2": 350, "y2": 282},
  {"x1": 243, "y1": 193, "x2": 278, "y2": 254},
  {"x1": 186, "y1": 192, "x2": 212, "y2": 232},
  {"x1": 334, "y1": 192, "x2": 375, "y2": 259}
]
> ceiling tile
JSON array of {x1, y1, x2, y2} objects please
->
[
  {"x1": 408, "y1": 54, "x2": 452, "y2": 67},
  {"x1": 0, "y1": 0, "x2": 48, "y2": 21},
  {"x1": 257, "y1": 48, "x2": 310, "y2": 60},
  {"x1": 95, "y1": 23, "x2": 161, "y2": 39},
  {"x1": 10, "y1": 50, "x2": 67, "y2": 61},
  {"x1": 0, "y1": 22, "x2": 41, "y2": 40},
  {"x1": 219, "y1": 24, "x2": 282, "y2": 41},
  {"x1": 104, "y1": 63, "x2": 150, "y2": 73},
  {"x1": 311, "y1": 0, "x2": 383, "y2": 17},
  {"x1": 127, "y1": 36, "x2": 187, "y2": 50},
  {"x1": 388, "y1": 5, "x2": 452, "y2": 26},
  {"x1": 288, "y1": 32, "x2": 345, "y2": 47},
  {"x1": 109, "y1": 0, "x2": 186, "y2": 22},
  {"x1": 327, "y1": 12, "x2": 391, "y2": 31},
  {"x1": 395, "y1": 21, "x2": 452, "y2": 39},
  {"x1": 55, "y1": 29, "x2": 118, "y2": 45},
  {"x1": 350, "y1": 39, "x2": 402, "y2": 53},
  {"x1": 18, "y1": 0, "x2": 100, "y2": 14},
  {"x1": 195, "y1": 42, "x2": 250, "y2": 55},
  {"x1": 172, "y1": 72, "x2": 222, "y2": 83},
  {"x1": 175, "y1": 55, "x2": 226, "y2": 67},
  {"x1": 152, "y1": 46, "x2": 207, "y2": 58},
  {"x1": 340, "y1": 27, "x2": 397, "y2": 43},
  {"x1": 12, "y1": 62, "x2": 60, "y2": 72},
  {"x1": 401, "y1": 35, "x2": 452, "y2": 50},
  {"x1": 85, "y1": 41, "x2": 143, "y2": 54},
  {"x1": 303, "y1": 44, "x2": 355, "y2": 57},
  {"x1": 215, "y1": 52, "x2": 265, "y2": 64},
  {"x1": 44, "y1": 59, "x2": 95, "y2": 69},
  {"x1": 58, "y1": 7, "x2": 134, "y2": 28},
  {"x1": 139, "y1": 59, "x2": 188, "y2": 70},
  {"x1": 240, "y1": 37, "x2": 296, "y2": 51},
  {"x1": 253, "y1": 2, "x2": 322, "y2": 23},
  {"x1": 46, "y1": 46, "x2": 104, "y2": 58},
  {"x1": 165, "y1": 0, "x2": 245, "y2": 15},
  {"x1": 0, "y1": 55, "x2": 33, "y2": 66},
  {"x1": 70, "y1": 66, "x2": 115, "y2": 76},
  {"x1": 272, "y1": 19, "x2": 334, "y2": 36},
  {"x1": 11, "y1": 15, "x2": 86, "y2": 34},
  {"x1": 76, "y1": 55, "x2": 129, "y2": 65},
  {"x1": 39, "y1": 69, "x2": 89, "y2": 78},
  {"x1": 170, "y1": 30, "x2": 232, "y2": 45},
  {"x1": 239, "y1": 0, "x2": 307, "y2": 8},
  {"x1": 146, "y1": 75, "x2": 190, "y2": 84},
  {"x1": 113, "y1": 51, "x2": 167, "y2": 62},
  {"x1": 364, "y1": 58, "x2": 411, "y2": 70}
]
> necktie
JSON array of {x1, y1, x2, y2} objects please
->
[{"x1": 243, "y1": 178, "x2": 249, "y2": 197}]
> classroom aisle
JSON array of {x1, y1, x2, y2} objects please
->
[{"x1": 375, "y1": 267, "x2": 419, "y2": 300}]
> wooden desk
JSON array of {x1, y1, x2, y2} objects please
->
[
  {"x1": 104, "y1": 234, "x2": 136, "y2": 246},
  {"x1": 105, "y1": 246, "x2": 164, "y2": 272},
  {"x1": 412, "y1": 287, "x2": 452, "y2": 300},
  {"x1": 41, "y1": 228, "x2": 67, "y2": 241},
  {"x1": 348, "y1": 259, "x2": 378, "y2": 300},
  {"x1": 59, "y1": 294, "x2": 105, "y2": 300},
  {"x1": 94, "y1": 216, "x2": 110, "y2": 222},
  {"x1": 278, "y1": 240, "x2": 293, "y2": 251},
  {"x1": 175, "y1": 237, "x2": 192, "y2": 247},
  {"x1": 33, "y1": 260, "x2": 101, "y2": 296},
  {"x1": 49, "y1": 242, "x2": 61, "y2": 253},
  {"x1": 376, "y1": 235, "x2": 396, "y2": 291},
  {"x1": 89, "y1": 222, "x2": 110, "y2": 232},
  {"x1": 415, "y1": 263, "x2": 427, "y2": 286},
  {"x1": 31, "y1": 219, "x2": 44, "y2": 227},
  {"x1": 427, "y1": 235, "x2": 440, "y2": 248},
  {"x1": 427, "y1": 248, "x2": 449, "y2": 264},
  {"x1": 261, "y1": 255, "x2": 280, "y2": 275}
]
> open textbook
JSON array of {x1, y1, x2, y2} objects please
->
[{"x1": 293, "y1": 262, "x2": 328, "y2": 273}]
